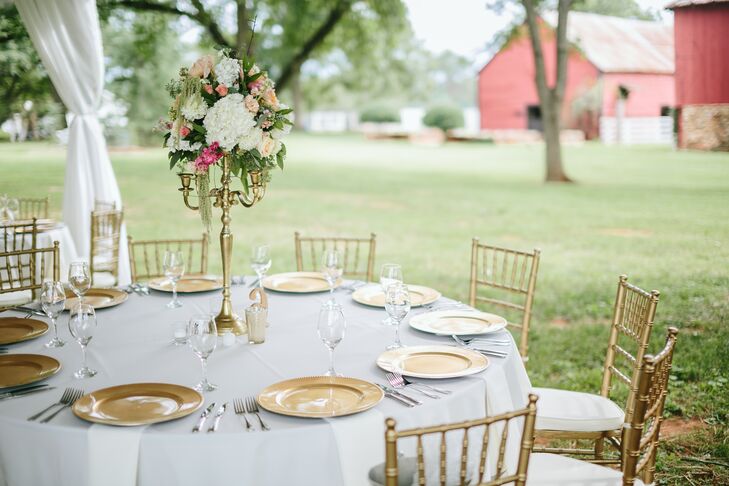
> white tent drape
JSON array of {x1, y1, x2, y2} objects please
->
[{"x1": 15, "y1": 0, "x2": 131, "y2": 285}]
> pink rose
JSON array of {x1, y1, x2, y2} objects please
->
[
  {"x1": 189, "y1": 55, "x2": 214, "y2": 78},
  {"x1": 179, "y1": 126, "x2": 191, "y2": 138},
  {"x1": 247, "y1": 79, "x2": 265, "y2": 93},
  {"x1": 204, "y1": 84, "x2": 214, "y2": 95},
  {"x1": 244, "y1": 94, "x2": 259, "y2": 113},
  {"x1": 215, "y1": 84, "x2": 228, "y2": 97}
]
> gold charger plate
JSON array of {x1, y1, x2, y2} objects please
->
[
  {"x1": 148, "y1": 275, "x2": 223, "y2": 293},
  {"x1": 376, "y1": 345, "x2": 489, "y2": 379},
  {"x1": 64, "y1": 288, "x2": 128, "y2": 310},
  {"x1": 257, "y1": 376, "x2": 384, "y2": 418},
  {"x1": 0, "y1": 317, "x2": 49, "y2": 345},
  {"x1": 0, "y1": 354, "x2": 61, "y2": 388},
  {"x1": 409, "y1": 310, "x2": 507, "y2": 336},
  {"x1": 262, "y1": 272, "x2": 342, "y2": 294},
  {"x1": 72, "y1": 383, "x2": 204, "y2": 426},
  {"x1": 351, "y1": 284, "x2": 442, "y2": 308}
]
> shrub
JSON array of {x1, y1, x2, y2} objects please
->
[
  {"x1": 359, "y1": 105, "x2": 400, "y2": 124},
  {"x1": 423, "y1": 106, "x2": 464, "y2": 133}
]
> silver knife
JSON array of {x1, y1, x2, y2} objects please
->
[
  {"x1": 377, "y1": 385, "x2": 414, "y2": 407},
  {"x1": 192, "y1": 402, "x2": 216, "y2": 433},
  {"x1": 0, "y1": 386, "x2": 55, "y2": 401},
  {"x1": 207, "y1": 402, "x2": 228, "y2": 433},
  {"x1": 247, "y1": 278, "x2": 260, "y2": 288},
  {"x1": 379, "y1": 384, "x2": 422, "y2": 405}
]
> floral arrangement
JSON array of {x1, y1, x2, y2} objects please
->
[{"x1": 161, "y1": 50, "x2": 292, "y2": 228}]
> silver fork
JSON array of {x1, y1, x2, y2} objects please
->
[
  {"x1": 234, "y1": 398, "x2": 253, "y2": 431},
  {"x1": 39, "y1": 388, "x2": 84, "y2": 423},
  {"x1": 385, "y1": 372, "x2": 440, "y2": 399},
  {"x1": 452, "y1": 335, "x2": 508, "y2": 358},
  {"x1": 245, "y1": 396, "x2": 269, "y2": 431},
  {"x1": 393, "y1": 372, "x2": 452, "y2": 395},
  {"x1": 27, "y1": 387, "x2": 77, "y2": 421}
]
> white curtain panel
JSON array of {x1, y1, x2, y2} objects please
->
[{"x1": 15, "y1": 0, "x2": 131, "y2": 285}]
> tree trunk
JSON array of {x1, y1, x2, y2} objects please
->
[
  {"x1": 235, "y1": 0, "x2": 249, "y2": 55},
  {"x1": 291, "y1": 62, "x2": 304, "y2": 131},
  {"x1": 542, "y1": 101, "x2": 570, "y2": 182}
]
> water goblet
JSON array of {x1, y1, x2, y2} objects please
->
[
  {"x1": 188, "y1": 315, "x2": 218, "y2": 392},
  {"x1": 380, "y1": 263, "x2": 403, "y2": 325},
  {"x1": 385, "y1": 282, "x2": 410, "y2": 350},
  {"x1": 321, "y1": 249, "x2": 343, "y2": 295},
  {"x1": 41, "y1": 281, "x2": 66, "y2": 348},
  {"x1": 68, "y1": 261, "x2": 91, "y2": 305},
  {"x1": 250, "y1": 244, "x2": 271, "y2": 287},
  {"x1": 68, "y1": 303, "x2": 97, "y2": 378},
  {"x1": 317, "y1": 301, "x2": 346, "y2": 377},
  {"x1": 163, "y1": 250, "x2": 185, "y2": 308}
]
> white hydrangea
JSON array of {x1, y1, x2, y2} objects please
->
[
  {"x1": 180, "y1": 94, "x2": 208, "y2": 121},
  {"x1": 238, "y1": 126, "x2": 263, "y2": 151},
  {"x1": 166, "y1": 135, "x2": 201, "y2": 153},
  {"x1": 203, "y1": 94, "x2": 256, "y2": 151},
  {"x1": 214, "y1": 57, "x2": 241, "y2": 87},
  {"x1": 270, "y1": 123, "x2": 292, "y2": 140}
]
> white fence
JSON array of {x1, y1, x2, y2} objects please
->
[
  {"x1": 300, "y1": 107, "x2": 481, "y2": 134},
  {"x1": 600, "y1": 116, "x2": 674, "y2": 145}
]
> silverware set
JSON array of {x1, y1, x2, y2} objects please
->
[
  {"x1": 194, "y1": 397, "x2": 270, "y2": 433},
  {"x1": 339, "y1": 280, "x2": 367, "y2": 293},
  {"x1": 451, "y1": 334, "x2": 509, "y2": 358},
  {"x1": 377, "y1": 384, "x2": 420, "y2": 407},
  {"x1": 0, "y1": 383, "x2": 55, "y2": 401},
  {"x1": 125, "y1": 283, "x2": 150, "y2": 296},
  {"x1": 207, "y1": 402, "x2": 228, "y2": 433},
  {"x1": 27, "y1": 387, "x2": 84, "y2": 423},
  {"x1": 385, "y1": 372, "x2": 451, "y2": 399},
  {"x1": 247, "y1": 278, "x2": 260, "y2": 288},
  {"x1": 8, "y1": 304, "x2": 46, "y2": 318}
]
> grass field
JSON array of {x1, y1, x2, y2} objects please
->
[{"x1": 1, "y1": 135, "x2": 728, "y2": 483}]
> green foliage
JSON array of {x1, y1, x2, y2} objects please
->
[
  {"x1": 359, "y1": 105, "x2": 400, "y2": 123},
  {"x1": 422, "y1": 105, "x2": 464, "y2": 133},
  {"x1": 573, "y1": 0, "x2": 658, "y2": 20}
]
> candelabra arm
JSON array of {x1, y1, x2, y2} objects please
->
[
  {"x1": 179, "y1": 188, "x2": 200, "y2": 211},
  {"x1": 178, "y1": 173, "x2": 200, "y2": 211}
]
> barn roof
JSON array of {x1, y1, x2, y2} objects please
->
[
  {"x1": 666, "y1": 0, "x2": 729, "y2": 8},
  {"x1": 543, "y1": 12, "x2": 674, "y2": 74}
]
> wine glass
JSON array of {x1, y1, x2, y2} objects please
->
[
  {"x1": 384, "y1": 282, "x2": 410, "y2": 350},
  {"x1": 188, "y1": 315, "x2": 218, "y2": 392},
  {"x1": 321, "y1": 249, "x2": 343, "y2": 295},
  {"x1": 317, "y1": 302, "x2": 346, "y2": 377},
  {"x1": 250, "y1": 244, "x2": 271, "y2": 287},
  {"x1": 380, "y1": 263, "x2": 403, "y2": 325},
  {"x1": 68, "y1": 261, "x2": 91, "y2": 305},
  {"x1": 40, "y1": 281, "x2": 66, "y2": 348},
  {"x1": 68, "y1": 303, "x2": 97, "y2": 378},
  {"x1": 163, "y1": 250, "x2": 185, "y2": 309}
]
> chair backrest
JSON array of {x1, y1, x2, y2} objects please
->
[
  {"x1": 622, "y1": 327, "x2": 678, "y2": 486},
  {"x1": 600, "y1": 275, "x2": 660, "y2": 423},
  {"x1": 94, "y1": 200, "x2": 117, "y2": 211},
  {"x1": 294, "y1": 232, "x2": 377, "y2": 282},
  {"x1": 468, "y1": 238, "x2": 540, "y2": 360},
  {"x1": 90, "y1": 209, "x2": 124, "y2": 286},
  {"x1": 384, "y1": 394, "x2": 538, "y2": 486},
  {"x1": 18, "y1": 196, "x2": 49, "y2": 220},
  {"x1": 0, "y1": 219, "x2": 59, "y2": 303},
  {"x1": 128, "y1": 233, "x2": 209, "y2": 282}
]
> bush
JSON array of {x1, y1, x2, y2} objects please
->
[
  {"x1": 359, "y1": 105, "x2": 400, "y2": 124},
  {"x1": 423, "y1": 106, "x2": 464, "y2": 133}
]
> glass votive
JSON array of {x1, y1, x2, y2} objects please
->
[
  {"x1": 221, "y1": 330, "x2": 236, "y2": 347},
  {"x1": 171, "y1": 321, "x2": 188, "y2": 345},
  {"x1": 246, "y1": 305, "x2": 267, "y2": 344}
]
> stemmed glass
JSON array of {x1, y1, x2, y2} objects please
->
[
  {"x1": 163, "y1": 250, "x2": 185, "y2": 309},
  {"x1": 68, "y1": 261, "x2": 91, "y2": 305},
  {"x1": 68, "y1": 303, "x2": 97, "y2": 378},
  {"x1": 251, "y1": 244, "x2": 271, "y2": 287},
  {"x1": 317, "y1": 302, "x2": 346, "y2": 377},
  {"x1": 40, "y1": 281, "x2": 66, "y2": 348},
  {"x1": 385, "y1": 282, "x2": 410, "y2": 350},
  {"x1": 188, "y1": 315, "x2": 218, "y2": 392},
  {"x1": 380, "y1": 263, "x2": 403, "y2": 325},
  {"x1": 321, "y1": 249, "x2": 343, "y2": 295}
]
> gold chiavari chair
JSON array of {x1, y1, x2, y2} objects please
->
[
  {"x1": 469, "y1": 238, "x2": 540, "y2": 360},
  {"x1": 128, "y1": 233, "x2": 209, "y2": 282},
  {"x1": 369, "y1": 394, "x2": 539, "y2": 486},
  {"x1": 18, "y1": 196, "x2": 50, "y2": 220},
  {"x1": 94, "y1": 200, "x2": 117, "y2": 211},
  {"x1": 294, "y1": 232, "x2": 377, "y2": 282},
  {"x1": 526, "y1": 327, "x2": 678, "y2": 486},
  {"x1": 90, "y1": 209, "x2": 124, "y2": 288},
  {"x1": 533, "y1": 275, "x2": 660, "y2": 463},
  {"x1": 0, "y1": 219, "x2": 60, "y2": 310}
]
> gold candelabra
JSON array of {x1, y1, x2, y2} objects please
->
[{"x1": 178, "y1": 156, "x2": 266, "y2": 335}]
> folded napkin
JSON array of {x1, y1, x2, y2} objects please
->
[
  {"x1": 327, "y1": 408, "x2": 386, "y2": 486},
  {"x1": 88, "y1": 424, "x2": 146, "y2": 486}
]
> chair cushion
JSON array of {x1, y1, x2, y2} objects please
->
[
  {"x1": 92, "y1": 272, "x2": 117, "y2": 288},
  {"x1": 0, "y1": 290, "x2": 33, "y2": 308},
  {"x1": 368, "y1": 457, "x2": 417, "y2": 486},
  {"x1": 533, "y1": 387, "x2": 625, "y2": 432},
  {"x1": 527, "y1": 453, "x2": 645, "y2": 485}
]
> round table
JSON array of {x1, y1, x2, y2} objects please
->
[{"x1": 0, "y1": 280, "x2": 531, "y2": 486}]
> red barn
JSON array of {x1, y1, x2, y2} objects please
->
[
  {"x1": 478, "y1": 12, "x2": 675, "y2": 142},
  {"x1": 668, "y1": 0, "x2": 729, "y2": 151}
]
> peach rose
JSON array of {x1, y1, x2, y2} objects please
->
[
  {"x1": 189, "y1": 55, "x2": 214, "y2": 78},
  {"x1": 261, "y1": 88, "x2": 279, "y2": 109},
  {"x1": 244, "y1": 94, "x2": 259, "y2": 113},
  {"x1": 204, "y1": 84, "x2": 214, "y2": 95},
  {"x1": 257, "y1": 134, "x2": 276, "y2": 157},
  {"x1": 215, "y1": 84, "x2": 228, "y2": 97},
  {"x1": 179, "y1": 126, "x2": 191, "y2": 138}
]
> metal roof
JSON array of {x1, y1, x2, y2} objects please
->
[
  {"x1": 666, "y1": 0, "x2": 729, "y2": 8},
  {"x1": 543, "y1": 12, "x2": 674, "y2": 74}
]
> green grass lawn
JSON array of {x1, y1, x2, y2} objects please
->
[{"x1": 2, "y1": 135, "x2": 728, "y2": 483}]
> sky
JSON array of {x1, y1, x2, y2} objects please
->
[{"x1": 403, "y1": 0, "x2": 673, "y2": 65}]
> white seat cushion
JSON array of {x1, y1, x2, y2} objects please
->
[
  {"x1": 0, "y1": 290, "x2": 33, "y2": 308},
  {"x1": 527, "y1": 453, "x2": 645, "y2": 485},
  {"x1": 93, "y1": 272, "x2": 116, "y2": 288},
  {"x1": 533, "y1": 387, "x2": 624, "y2": 432}
]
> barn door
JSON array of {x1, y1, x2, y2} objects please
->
[{"x1": 527, "y1": 105, "x2": 543, "y2": 131}]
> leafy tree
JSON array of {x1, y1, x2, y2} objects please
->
[
  {"x1": 423, "y1": 106, "x2": 464, "y2": 134},
  {"x1": 360, "y1": 106, "x2": 400, "y2": 123},
  {"x1": 573, "y1": 0, "x2": 657, "y2": 20}
]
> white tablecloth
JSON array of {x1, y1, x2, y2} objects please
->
[{"x1": 0, "y1": 281, "x2": 531, "y2": 486}]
